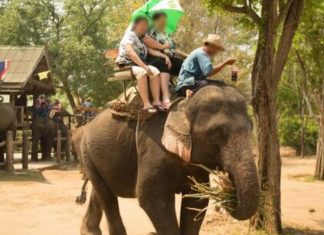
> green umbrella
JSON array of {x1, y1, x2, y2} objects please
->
[{"x1": 132, "y1": 0, "x2": 184, "y2": 33}]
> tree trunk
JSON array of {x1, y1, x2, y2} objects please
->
[
  {"x1": 250, "y1": 1, "x2": 304, "y2": 233},
  {"x1": 300, "y1": 108, "x2": 307, "y2": 158},
  {"x1": 315, "y1": 113, "x2": 324, "y2": 180},
  {"x1": 251, "y1": 48, "x2": 283, "y2": 234},
  {"x1": 249, "y1": 0, "x2": 282, "y2": 232}
]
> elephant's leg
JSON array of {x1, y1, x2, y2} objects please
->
[
  {"x1": 41, "y1": 138, "x2": 51, "y2": 160},
  {"x1": 180, "y1": 195, "x2": 209, "y2": 235},
  {"x1": 40, "y1": 138, "x2": 46, "y2": 160},
  {"x1": 137, "y1": 185, "x2": 179, "y2": 235},
  {"x1": 0, "y1": 146, "x2": 4, "y2": 163},
  {"x1": 81, "y1": 189, "x2": 103, "y2": 235},
  {"x1": 180, "y1": 171, "x2": 210, "y2": 235},
  {"x1": 85, "y1": 160, "x2": 127, "y2": 235},
  {"x1": 32, "y1": 135, "x2": 40, "y2": 161}
]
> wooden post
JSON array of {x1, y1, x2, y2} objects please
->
[
  {"x1": 22, "y1": 129, "x2": 29, "y2": 170},
  {"x1": 66, "y1": 130, "x2": 71, "y2": 162},
  {"x1": 9, "y1": 94, "x2": 16, "y2": 107},
  {"x1": 5, "y1": 131, "x2": 14, "y2": 173},
  {"x1": 56, "y1": 130, "x2": 62, "y2": 163},
  {"x1": 68, "y1": 116, "x2": 72, "y2": 130}
]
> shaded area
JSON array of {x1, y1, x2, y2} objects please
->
[{"x1": 0, "y1": 170, "x2": 48, "y2": 183}]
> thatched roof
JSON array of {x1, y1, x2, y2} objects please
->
[{"x1": 0, "y1": 46, "x2": 55, "y2": 95}]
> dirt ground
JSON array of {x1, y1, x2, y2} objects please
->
[{"x1": 0, "y1": 157, "x2": 323, "y2": 235}]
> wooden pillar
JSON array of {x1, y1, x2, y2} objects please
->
[
  {"x1": 5, "y1": 131, "x2": 14, "y2": 173},
  {"x1": 66, "y1": 130, "x2": 71, "y2": 162},
  {"x1": 68, "y1": 116, "x2": 72, "y2": 130},
  {"x1": 56, "y1": 130, "x2": 62, "y2": 163},
  {"x1": 22, "y1": 129, "x2": 29, "y2": 170},
  {"x1": 9, "y1": 94, "x2": 16, "y2": 107}
]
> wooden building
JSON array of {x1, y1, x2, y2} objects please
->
[{"x1": 0, "y1": 46, "x2": 55, "y2": 128}]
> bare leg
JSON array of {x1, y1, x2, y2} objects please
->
[
  {"x1": 160, "y1": 72, "x2": 171, "y2": 105},
  {"x1": 81, "y1": 189, "x2": 103, "y2": 235},
  {"x1": 150, "y1": 75, "x2": 162, "y2": 106},
  {"x1": 137, "y1": 75, "x2": 153, "y2": 109}
]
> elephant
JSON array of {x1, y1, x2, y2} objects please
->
[
  {"x1": 0, "y1": 102, "x2": 17, "y2": 164},
  {"x1": 71, "y1": 125, "x2": 87, "y2": 176},
  {"x1": 31, "y1": 116, "x2": 68, "y2": 161},
  {"x1": 80, "y1": 84, "x2": 259, "y2": 235}
]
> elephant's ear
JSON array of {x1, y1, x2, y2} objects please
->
[{"x1": 162, "y1": 99, "x2": 192, "y2": 162}]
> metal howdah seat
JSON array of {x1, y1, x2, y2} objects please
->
[
  {"x1": 105, "y1": 49, "x2": 135, "y2": 82},
  {"x1": 104, "y1": 48, "x2": 178, "y2": 104}
]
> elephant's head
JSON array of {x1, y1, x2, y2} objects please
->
[{"x1": 162, "y1": 85, "x2": 259, "y2": 220}]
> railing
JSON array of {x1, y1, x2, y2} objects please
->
[{"x1": 0, "y1": 130, "x2": 29, "y2": 172}]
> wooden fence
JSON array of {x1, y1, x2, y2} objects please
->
[
  {"x1": 0, "y1": 130, "x2": 29, "y2": 172},
  {"x1": 0, "y1": 129, "x2": 72, "y2": 173},
  {"x1": 55, "y1": 130, "x2": 71, "y2": 163}
]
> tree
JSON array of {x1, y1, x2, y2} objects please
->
[
  {"x1": 288, "y1": 0, "x2": 324, "y2": 179},
  {"x1": 205, "y1": 0, "x2": 304, "y2": 233},
  {"x1": 0, "y1": 0, "x2": 138, "y2": 108}
]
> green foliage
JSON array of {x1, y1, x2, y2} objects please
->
[
  {"x1": 0, "y1": 0, "x2": 131, "y2": 107},
  {"x1": 175, "y1": 0, "x2": 256, "y2": 100},
  {"x1": 277, "y1": 0, "x2": 324, "y2": 157},
  {"x1": 279, "y1": 116, "x2": 318, "y2": 155},
  {"x1": 204, "y1": 0, "x2": 260, "y2": 29}
]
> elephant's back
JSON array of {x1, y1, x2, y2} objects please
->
[
  {"x1": 83, "y1": 109, "x2": 138, "y2": 197},
  {"x1": 0, "y1": 104, "x2": 15, "y2": 130}
]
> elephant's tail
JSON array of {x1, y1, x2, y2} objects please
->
[{"x1": 75, "y1": 178, "x2": 89, "y2": 205}]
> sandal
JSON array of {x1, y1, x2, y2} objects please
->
[
  {"x1": 142, "y1": 106, "x2": 157, "y2": 114},
  {"x1": 154, "y1": 104, "x2": 167, "y2": 112}
]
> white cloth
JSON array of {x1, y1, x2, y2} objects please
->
[{"x1": 132, "y1": 65, "x2": 160, "y2": 80}]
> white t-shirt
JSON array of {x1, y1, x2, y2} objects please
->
[{"x1": 116, "y1": 30, "x2": 147, "y2": 64}]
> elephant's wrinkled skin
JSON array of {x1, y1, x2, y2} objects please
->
[
  {"x1": 31, "y1": 117, "x2": 67, "y2": 161},
  {"x1": 0, "y1": 104, "x2": 16, "y2": 163},
  {"x1": 81, "y1": 85, "x2": 259, "y2": 235},
  {"x1": 71, "y1": 125, "x2": 87, "y2": 177}
]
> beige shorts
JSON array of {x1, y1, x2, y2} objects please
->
[{"x1": 132, "y1": 65, "x2": 160, "y2": 80}]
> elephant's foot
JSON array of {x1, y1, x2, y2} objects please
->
[
  {"x1": 41, "y1": 156, "x2": 53, "y2": 162},
  {"x1": 80, "y1": 225, "x2": 102, "y2": 235}
]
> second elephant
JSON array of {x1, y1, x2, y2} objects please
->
[{"x1": 31, "y1": 117, "x2": 67, "y2": 161}]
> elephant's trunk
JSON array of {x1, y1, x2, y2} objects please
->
[{"x1": 221, "y1": 132, "x2": 259, "y2": 221}]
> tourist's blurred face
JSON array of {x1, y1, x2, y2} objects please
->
[
  {"x1": 154, "y1": 15, "x2": 167, "y2": 31},
  {"x1": 134, "y1": 20, "x2": 148, "y2": 36},
  {"x1": 206, "y1": 44, "x2": 221, "y2": 57}
]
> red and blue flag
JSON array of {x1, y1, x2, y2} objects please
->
[{"x1": 0, "y1": 60, "x2": 11, "y2": 81}]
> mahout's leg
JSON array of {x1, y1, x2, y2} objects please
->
[
  {"x1": 81, "y1": 189, "x2": 103, "y2": 235},
  {"x1": 137, "y1": 180, "x2": 180, "y2": 235},
  {"x1": 85, "y1": 160, "x2": 127, "y2": 235},
  {"x1": 180, "y1": 171, "x2": 209, "y2": 235}
]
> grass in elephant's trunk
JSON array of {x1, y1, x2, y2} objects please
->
[
  {"x1": 184, "y1": 165, "x2": 236, "y2": 221},
  {"x1": 184, "y1": 165, "x2": 264, "y2": 222}
]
